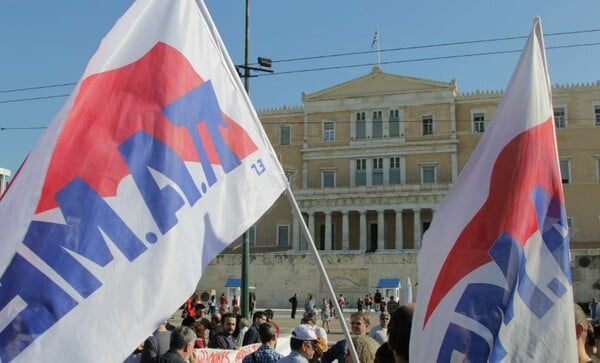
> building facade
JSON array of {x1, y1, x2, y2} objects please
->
[
  {"x1": 0, "y1": 168, "x2": 10, "y2": 197},
  {"x1": 198, "y1": 67, "x2": 600, "y2": 306}
]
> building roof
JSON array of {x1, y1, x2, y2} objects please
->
[
  {"x1": 377, "y1": 278, "x2": 401, "y2": 288},
  {"x1": 225, "y1": 278, "x2": 241, "y2": 288}
]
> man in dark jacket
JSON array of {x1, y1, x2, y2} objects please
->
[
  {"x1": 242, "y1": 311, "x2": 267, "y2": 346},
  {"x1": 152, "y1": 326, "x2": 196, "y2": 363}
]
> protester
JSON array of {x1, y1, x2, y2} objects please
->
[
  {"x1": 289, "y1": 293, "x2": 299, "y2": 319},
  {"x1": 235, "y1": 318, "x2": 250, "y2": 348},
  {"x1": 356, "y1": 296, "x2": 364, "y2": 312},
  {"x1": 374, "y1": 289, "x2": 382, "y2": 312},
  {"x1": 301, "y1": 311, "x2": 328, "y2": 343},
  {"x1": 243, "y1": 311, "x2": 268, "y2": 346},
  {"x1": 191, "y1": 322, "x2": 206, "y2": 349},
  {"x1": 369, "y1": 311, "x2": 390, "y2": 345},
  {"x1": 574, "y1": 303, "x2": 594, "y2": 363},
  {"x1": 208, "y1": 312, "x2": 237, "y2": 350},
  {"x1": 344, "y1": 335, "x2": 379, "y2": 363},
  {"x1": 321, "y1": 312, "x2": 375, "y2": 363},
  {"x1": 386, "y1": 296, "x2": 399, "y2": 313},
  {"x1": 242, "y1": 322, "x2": 282, "y2": 363},
  {"x1": 277, "y1": 324, "x2": 319, "y2": 363},
  {"x1": 387, "y1": 304, "x2": 414, "y2": 363},
  {"x1": 264, "y1": 309, "x2": 281, "y2": 338},
  {"x1": 365, "y1": 293, "x2": 373, "y2": 312},
  {"x1": 374, "y1": 342, "x2": 395, "y2": 363},
  {"x1": 141, "y1": 321, "x2": 172, "y2": 363},
  {"x1": 321, "y1": 298, "x2": 332, "y2": 333},
  {"x1": 208, "y1": 295, "x2": 217, "y2": 315},
  {"x1": 305, "y1": 294, "x2": 316, "y2": 314},
  {"x1": 151, "y1": 326, "x2": 197, "y2": 363}
]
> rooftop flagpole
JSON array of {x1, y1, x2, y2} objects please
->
[{"x1": 372, "y1": 25, "x2": 381, "y2": 67}]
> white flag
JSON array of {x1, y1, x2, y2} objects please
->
[
  {"x1": 410, "y1": 18, "x2": 576, "y2": 362},
  {"x1": 0, "y1": 1, "x2": 287, "y2": 361}
]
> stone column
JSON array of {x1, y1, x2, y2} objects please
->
[
  {"x1": 377, "y1": 210, "x2": 385, "y2": 251},
  {"x1": 325, "y1": 211, "x2": 332, "y2": 251},
  {"x1": 451, "y1": 152, "x2": 458, "y2": 183},
  {"x1": 342, "y1": 210, "x2": 350, "y2": 251},
  {"x1": 308, "y1": 212, "x2": 315, "y2": 248},
  {"x1": 395, "y1": 209, "x2": 403, "y2": 250},
  {"x1": 359, "y1": 210, "x2": 367, "y2": 251},
  {"x1": 292, "y1": 212, "x2": 300, "y2": 251},
  {"x1": 413, "y1": 208, "x2": 422, "y2": 249}
]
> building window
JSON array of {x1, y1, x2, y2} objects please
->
[
  {"x1": 422, "y1": 115, "x2": 433, "y2": 135},
  {"x1": 567, "y1": 218, "x2": 573, "y2": 241},
  {"x1": 559, "y1": 160, "x2": 570, "y2": 184},
  {"x1": 372, "y1": 158, "x2": 383, "y2": 185},
  {"x1": 323, "y1": 121, "x2": 335, "y2": 141},
  {"x1": 356, "y1": 112, "x2": 366, "y2": 139},
  {"x1": 422, "y1": 165, "x2": 436, "y2": 184},
  {"x1": 356, "y1": 158, "x2": 367, "y2": 186},
  {"x1": 554, "y1": 106, "x2": 566, "y2": 128},
  {"x1": 372, "y1": 111, "x2": 383, "y2": 138},
  {"x1": 279, "y1": 125, "x2": 291, "y2": 145},
  {"x1": 595, "y1": 105, "x2": 600, "y2": 127},
  {"x1": 322, "y1": 170, "x2": 336, "y2": 188},
  {"x1": 248, "y1": 226, "x2": 256, "y2": 246},
  {"x1": 472, "y1": 112, "x2": 485, "y2": 133},
  {"x1": 277, "y1": 225, "x2": 290, "y2": 246},
  {"x1": 390, "y1": 157, "x2": 401, "y2": 184},
  {"x1": 389, "y1": 109, "x2": 400, "y2": 137}
]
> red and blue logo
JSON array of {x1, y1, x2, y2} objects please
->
[{"x1": 0, "y1": 42, "x2": 258, "y2": 361}]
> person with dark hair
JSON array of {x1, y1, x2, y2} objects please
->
[
  {"x1": 387, "y1": 304, "x2": 414, "y2": 363},
  {"x1": 151, "y1": 326, "x2": 197, "y2": 363},
  {"x1": 278, "y1": 324, "x2": 319, "y2": 363},
  {"x1": 208, "y1": 312, "x2": 237, "y2": 350},
  {"x1": 242, "y1": 322, "x2": 282, "y2": 363},
  {"x1": 242, "y1": 310, "x2": 267, "y2": 346},
  {"x1": 190, "y1": 322, "x2": 206, "y2": 349},
  {"x1": 289, "y1": 293, "x2": 298, "y2": 319},
  {"x1": 264, "y1": 309, "x2": 280, "y2": 338},
  {"x1": 374, "y1": 342, "x2": 395, "y2": 363}
]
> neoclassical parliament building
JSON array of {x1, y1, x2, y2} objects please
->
[{"x1": 198, "y1": 67, "x2": 600, "y2": 306}]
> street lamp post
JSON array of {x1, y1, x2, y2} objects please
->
[{"x1": 239, "y1": 0, "x2": 272, "y2": 321}]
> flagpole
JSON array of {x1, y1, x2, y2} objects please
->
[
  {"x1": 376, "y1": 24, "x2": 381, "y2": 67},
  {"x1": 284, "y1": 187, "x2": 360, "y2": 363},
  {"x1": 241, "y1": 0, "x2": 251, "y2": 321}
]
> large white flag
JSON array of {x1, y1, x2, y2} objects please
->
[
  {"x1": 0, "y1": 1, "x2": 288, "y2": 361},
  {"x1": 410, "y1": 18, "x2": 576, "y2": 362}
]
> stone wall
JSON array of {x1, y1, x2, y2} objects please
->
[{"x1": 197, "y1": 249, "x2": 600, "y2": 308}]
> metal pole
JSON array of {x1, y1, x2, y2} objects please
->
[{"x1": 240, "y1": 0, "x2": 251, "y2": 321}]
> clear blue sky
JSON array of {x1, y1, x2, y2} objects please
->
[{"x1": 1, "y1": 1, "x2": 599, "y2": 175}]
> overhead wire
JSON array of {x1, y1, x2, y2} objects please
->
[{"x1": 1, "y1": 27, "x2": 600, "y2": 131}]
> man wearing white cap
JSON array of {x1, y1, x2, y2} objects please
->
[{"x1": 277, "y1": 324, "x2": 319, "y2": 363}]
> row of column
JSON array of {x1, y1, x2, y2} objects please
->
[{"x1": 291, "y1": 208, "x2": 434, "y2": 251}]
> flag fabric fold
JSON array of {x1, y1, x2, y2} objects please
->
[
  {"x1": 403, "y1": 277, "x2": 413, "y2": 305},
  {"x1": 0, "y1": 1, "x2": 288, "y2": 361},
  {"x1": 410, "y1": 18, "x2": 576, "y2": 362}
]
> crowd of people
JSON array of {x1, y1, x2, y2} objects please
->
[
  {"x1": 126, "y1": 290, "x2": 600, "y2": 363},
  {"x1": 124, "y1": 289, "x2": 413, "y2": 363}
]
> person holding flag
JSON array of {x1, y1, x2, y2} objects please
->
[{"x1": 410, "y1": 18, "x2": 576, "y2": 361}]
